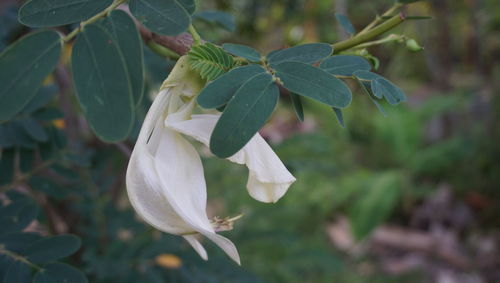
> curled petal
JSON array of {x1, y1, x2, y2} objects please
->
[
  {"x1": 126, "y1": 89, "x2": 240, "y2": 264},
  {"x1": 168, "y1": 114, "x2": 296, "y2": 203}
]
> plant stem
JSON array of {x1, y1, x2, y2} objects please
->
[
  {"x1": 358, "y1": 3, "x2": 403, "y2": 35},
  {"x1": 188, "y1": 25, "x2": 202, "y2": 46},
  {"x1": 0, "y1": 150, "x2": 65, "y2": 193},
  {"x1": 0, "y1": 248, "x2": 43, "y2": 271},
  {"x1": 146, "y1": 40, "x2": 181, "y2": 59},
  {"x1": 350, "y1": 34, "x2": 404, "y2": 50},
  {"x1": 61, "y1": 0, "x2": 127, "y2": 43},
  {"x1": 332, "y1": 13, "x2": 406, "y2": 54}
]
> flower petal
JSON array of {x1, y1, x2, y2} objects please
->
[
  {"x1": 127, "y1": 90, "x2": 240, "y2": 264},
  {"x1": 126, "y1": 90, "x2": 195, "y2": 235},
  {"x1": 154, "y1": 125, "x2": 241, "y2": 264},
  {"x1": 183, "y1": 235, "x2": 208, "y2": 260},
  {"x1": 168, "y1": 114, "x2": 296, "y2": 203}
]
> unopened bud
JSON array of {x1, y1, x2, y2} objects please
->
[{"x1": 406, "y1": 39, "x2": 424, "y2": 52}]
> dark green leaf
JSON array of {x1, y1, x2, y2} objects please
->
[
  {"x1": 0, "y1": 200, "x2": 38, "y2": 234},
  {"x1": 129, "y1": 0, "x2": 191, "y2": 36},
  {"x1": 25, "y1": 235, "x2": 81, "y2": 264},
  {"x1": 335, "y1": 14, "x2": 355, "y2": 35},
  {"x1": 0, "y1": 148, "x2": 15, "y2": 185},
  {"x1": 20, "y1": 118, "x2": 48, "y2": 142},
  {"x1": 372, "y1": 78, "x2": 406, "y2": 105},
  {"x1": 72, "y1": 24, "x2": 134, "y2": 142},
  {"x1": 353, "y1": 70, "x2": 406, "y2": 105},
  {"x1": 332, "y1": 108, "x2": 345, "y2": 127},
  {"x1": 4, "y1": 261, "x2": 31, "y2": 283},
  {"x1": 0, "y1": 124, "x2": 15, "y2": 147},
  {"x1": 194, "y1": 11, "x2": 236, "y2": 32},
  {"x1": 320, "y1": 55, "x2": 371, "y2": 76},
  {"x1": 32, "y1": 108, "x2": 64, "y2": 121},
  {"x1": 19, "y1": 0, "x2": 112, "y2": 27},
  {"x1": 99, "y1": 10, "x2": 145, "y2": 106},
  {"x1": 50, "y1": 164, "x2": 79, "y2": 180},
  {"x1": 21, "y1": 85, "x2": 57, "y2": 114},
  {"x1": 10, "y1": 121, "x2": 37, "y2": 148},
  {"x1": 371, "y1": 98, "x2": 387, "y2": 116},
  {"x1": 210, "y1": 73, "x2": 278, "y2": 158},
  {"x1": 267, "y1": 43, "x2": 332, "y2": 65},
  {"x1": 0, "y1": 6, "x2": 19, "y2": 52},
  {"x1": 29, "y1": 177, "x2": 68, "y2": 200},
  {"x1": 290, "y1": 93, "x2": 304, "y2": 122},
  {"x1": 355, "y1": 76, "x2": 387, "y2": 116},
  {"x1": 19, "y1": 148, "x2": 35, "y2": 173},
  {"x1": 274, "y1": 61, "x2": 352, "y2": 108},
  {"x1": 188, "y1": 42, "x2": 235, "y2": 80},
  {"x1": 197, "y1": 64, "x2": 265, "y2": 108},
  {"x1": 0, "y1": 232, "x2": 42, "y2": 253},
  {"x1": 0, "y1": 30, "x2": 61, "y2": 121},
  {"x1": 222, "y1": 43, "x2": 261, "y2": 62},
  {"x1": 33, "y1": 263, "x2": 87, "y2": 283},
  {"x1": 178, "y1": 0, "x2": 196, "y2": 14}
]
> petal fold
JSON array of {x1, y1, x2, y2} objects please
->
[
  {"x1": 168, "y1": 114, "x2": 296, "y2": 203},
  {"x1": 126, "y1": 85, "x2": 240, "y2": 264}
]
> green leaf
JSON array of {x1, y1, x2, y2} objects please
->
[
  {"x1": 290, "y1": 93, "x2": 304, "y2": 122},
  {"x1": 267, "y1": 43, "x2": 332, "y2": 65},
  {"x1": 222, "y1": 43, "x2": 261, "y2": 62},
  {"x1": 177, "y1": 0, "x2": 196, "y2": 14},
  {"x1": 129, "y1": 0, "x2": 191, "y2": 36},
  {"x1": 0, "y1": 148, "x2": 15, "y2": 185},
  {"x1": 0, "y1": 6, "x2": 19, "y2": 52},
  {"x1": 332, "y1": 108, "x2": 345, "y2": 127},
  {"x1": 33, "y1": 263, "x2": 88, "y2": 283},
  {"x1": 10, "y1": 121, "x2": 37, "y2": 148},
  {"x1": 99, "y1": 10, "x2": 145, "y2": 106},
  {"x1": 197, "y1": 64, "x2": 265, "y2": 108},
  {"x1": 320, "y1": 55, "x2": 371, "y2": 76},
  {"x1": 274, "y1": 61, "x2": 352, "y2": 108},
  {"x1": 194, "y1": 11, "x2": 236, "y2": 32},
  {"x1": 19, "y1": 148, "x2": 35, "y2": 173},
  {"x1": 0, "y1": 232, "x2": 42, "y2": 253},
  {"x1": 210, "y1": 73, "x2": 278, "y2": 158},
  {"x1": 4, "y1": 261, "x2": 31, "y2": 283},
  {"x1": 25, "y1": 235, "x2": 81, "y2": 264},
  {"x1": 20, "y1": 118, "x2": 48, "y2": 142},
  {"x1": 72, "y1": 24, "x2": 134, "y2": 142},
  {"x1": 29, "y1": 177, "x2": 68, "y2": 200},
  {"x1": 188, "y1": 42, "x2": 235, "y2": 81},
  {"x1": 349, "y1": 172, "x2": 401, "y2": 240},
  {"x1": 32, "y1": 108, "x2": 64, "y2": 122},
  {"x1": 335, "y1": 14, "x2": 355, "y2": 35},
  {"x1": 0, "y1": 30, "x2": 61, "y2": 121},
  {"x1": 372, "y1": 78, "x2": 406, "y2": 105},
  {"x1": 21, "y1": 85, "x2": 57, "y2": 114},
  {"x1": 353, "y1": 70, "x2": 406, "y2": 105},
  {"x1": 0, "y1": 200, "x2": 38, "y2": 234},
  {"x1": 19, "y1": 0, "x2": 113, "y2": 27},
  {"x1": 355, "y1": 76, "x2": 388, "y2": 116}
]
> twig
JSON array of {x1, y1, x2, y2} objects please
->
[
  {"x1": 332, "y1": 13, "x2": 406, "y2": 54},
  {"x1": 358, "y1": 3, "x2": 403, "y2": 35},
  {"x1": 138, "y1": 25, "x2": 194, "y2": 56},
  {"x1": 61, "y1": 0, "x2": 127, "y2": 42}
]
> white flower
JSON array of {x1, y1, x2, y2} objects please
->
[{"x1": 126, "y1": 57, "x2": 296, "y2": 264}]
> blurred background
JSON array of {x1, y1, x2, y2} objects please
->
[{"x1": 1, "y1": 0, "x2": 500, "y2": 282}]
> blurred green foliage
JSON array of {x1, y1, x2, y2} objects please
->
[{"x1": 1, "y1": 0, "x2": 500, "y2": 282}]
